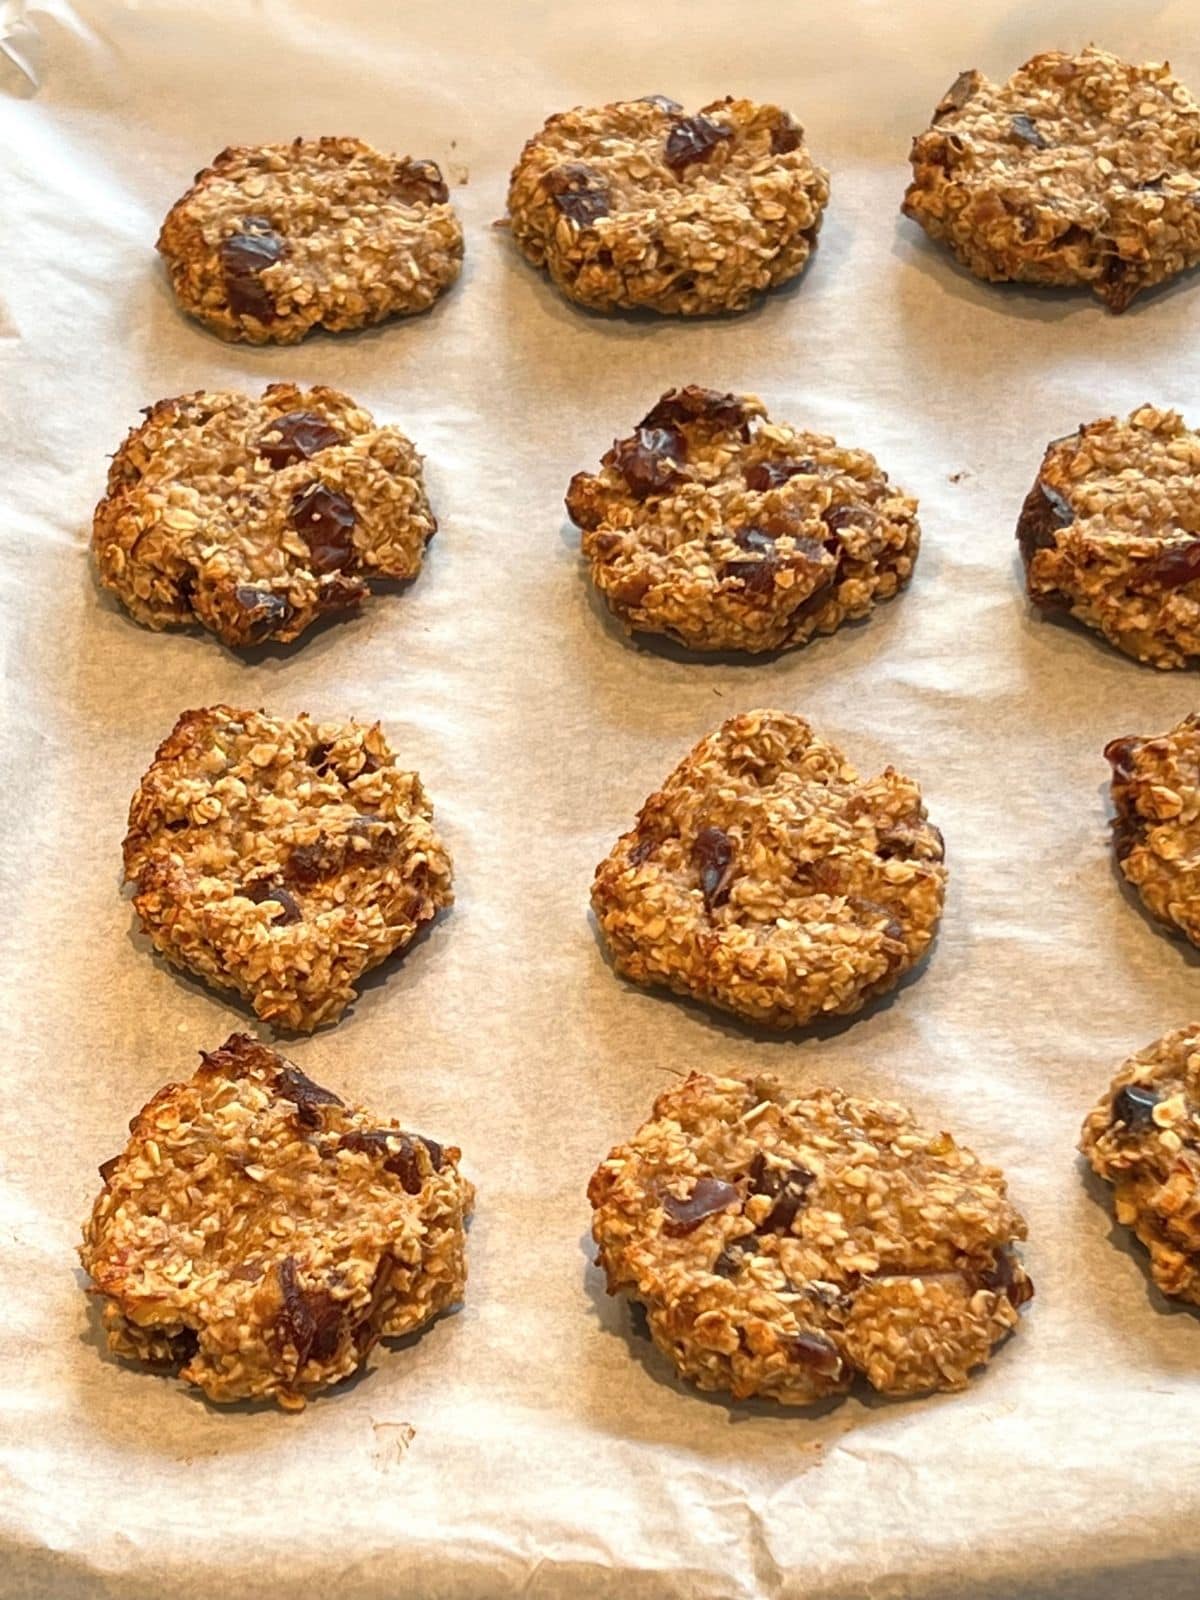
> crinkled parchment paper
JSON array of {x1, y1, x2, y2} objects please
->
[{"x1": 2, "y1": 2, "x2": 1200, "y2": 1595}]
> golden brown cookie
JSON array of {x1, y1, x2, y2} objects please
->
[
  {"x1": 591, "y1": 710, "x2": 946, "y2": 1029},
  {"x1": 903, "y1": 48, "x2": 1200, "y2": 311},
  {"x1": 158, "y1": 137, "x2": 462, "y2": 343},
  {"x1": 590, "y1": 1072, "x2": 1031, "y2": 1403},
  {"x1": 81, "y1": 1034, "x2": 473, "y2": 1408},
  {"x1": 1080, "y1": 1024, "x2": 1200, "y2": 1304},
  {"x1": 567, "y1": 386, "x2": 920, "y2": 653},
  {"x1": 123, "y1": 707, "x2": 453, "y2": 1031},
  {"x1": 1106, "y1": 714, "x2": 1200, "y2": 942},
  {"x1": 1019, "y1": 407, "x2": 1200, "y2": 668},
  {"x1": 94, "y1": 384, "x2": 435, "y2": 648},
  {"x1": 507, "y1": 95, "x2": 828, "y2": 314}
]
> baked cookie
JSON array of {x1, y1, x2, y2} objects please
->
[
  {"x1": 590, "y1": 1072, "x2": 1031, "y2": 1403},
  {"x1": 1018, "y1": 407, "x2": 1200, "y2": 668},
  {"x1": 158, "y1": 137, "x2": 462, "y2": 343},
  {"x1": 903, "y1": 47, "x2": 1200, "y2": 311},
  {"x1": 123, "y1": 707, "x2": 453, "y2": 1031},
  {"x1": 1080, "y1": 1025, "x2": 1200, "y2": 1304},
  {"x1": 80, "y1": 1033, "x2": 473, "y2": 1408},
  {"x1": 94, "y1": 384, "x2": 436, "y2": 649},
  {"x1": 591, "y1": 710, "x2": 946, "y2": 1029},
  {"x1": 567, "y1": 387, "x2": 920, "y2": 653},
  {"x1": 1106, "y1": 713, "x2": 1200, "y2": 943},
  {"x1": 507, "y1": 95, "x2": 828, "y2": 314}
]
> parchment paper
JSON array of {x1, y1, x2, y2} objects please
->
[{"x1": 3, "y1": 2, "x2": 1200, "y2": 1595}]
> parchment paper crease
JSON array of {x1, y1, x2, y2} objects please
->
[{"x1": 2, "y1": 2, "x2": 1200, "y2": 1595}]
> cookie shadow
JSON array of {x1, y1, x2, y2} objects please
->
[
  {"x1": 578, "y1": 1231, "x2": 844, "y2": 1424},
  {"x1": 88, "y1": 560, "x2": 425, "y2": 671},
  {"x1": 1103, "y1": 837, "x2": 1200, "y2": 971},
  {"x1": 122, "y1": 910, "x2": 269, "y2": 1032},
  {"x1": 1014, "y1": 561, "x2": 1192, "y2": 673},
  {"x1": 578, "y1": 1229, "x2": 1014, "y2": 1424},
  {"x1": 585, "y1": 909, "x2": 940, "y2": 1047},
  {"x1": 337, "y1": 907, "x2": 455, "y2": 1026},
  {"x1": 121, "y1": 898, "x2": 454, "y2": 1042},
  {"x1": 496, "y1": 225, "x2": 825, "y2": 337},
  {"x1": 103, "y1": 585, "x2": 362, "y2": 661},
  {"x1": 565, "y1": 519, "x2": 892, "y2": 671},
  {"x1": 73, "y1": 1265, "x2": 467, "y2": 1435},
  {"x1": 1077, "y1": 1159, "x2": 1200, "y2": 1325},
  {"x1": 892, "y1": 214, "x2": 1200, "y2": 323},
  {"x1": 152, "y1": 252, "x2": 467, "y2": 353},
  {"x1": 226, "y1": 574, "x2": 424, "y2": 670}
]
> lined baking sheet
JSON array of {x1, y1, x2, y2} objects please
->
[{"x1": 2, "y1": 2, "x2": 1200, "y2": 1596}]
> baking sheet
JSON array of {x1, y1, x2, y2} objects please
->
[{"x1": 3, "y1": 1, "x2": 1200, "y2": 1595}]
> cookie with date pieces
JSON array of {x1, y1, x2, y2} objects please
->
[
  {"x1": 80, "y1": 1033, "x2": 473, "y2": 1409},
  {"x1": 1018, "y1": 407, "x2": 1200, "y2": 668},
  {"x1": 507, "y1": 95, "x2": 828, "y2": 314},
  {"x1": 158, "y1": 137, "x2": 462, "y2": 343},
  {"x1": 1106, "y1": 713, "x2": 1200, "y2": 943},
  {"x1": 93, "y1": 384, "x2": 436, "y2": 649},
  {"x1": 903, "y1": 47, "x2": 1200, "y2": 311},
  {"x1": 567, "y1": 387, "x2": 920, "y2": 653},
  {"x1": 123, "y1": 706, "x2": 453, "y2": 1032},
  {"x1": 591, "y1": 710, "x2": 946, "y2": 1029},
  {"x1": 589, "y1": 1072, "x2": 1031, "y2": 1403},
  {"x1": 1080, "y1": 1024, "x2": 1200, "y2": 1304}
]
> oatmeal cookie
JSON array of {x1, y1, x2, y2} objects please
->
[
  {"x1": 1018, "y1": 406, "x2": 1200, "y2": 668},
  {"x1": 590, "y1": 1072, "x2": 1031, "y2": 1403},
  {"x1": 507, "y1": 95, "x2": 828, "y2": 314},
  {"x1": 1106, "y1": 713, "x2": 1200, "y2": 943},
  {"x1": 1081, "y1": 1025, "x2": 1200, "y2": 1304},
  {"x1": 158, "y1": 137, "x2": 462, "y2": 343},
  {"x1": 80, "y1": 1033, "x2": 473, "y2": 1408},
  {"x1": 94, "y1": 384, "x2": 436, "y2": 649},
  {"x1": 591, "y1": 710, "x2": 946, "y2": 1029},
  {"x1": 123, "y1": 707, "x2": 453, "y2": 1031},
  {"x1": 567, "y1": 387, "x2": 920, "y2": 653},
  {"x1": 903, "y1": 47, "x2": 1200, "y2": 311}
]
